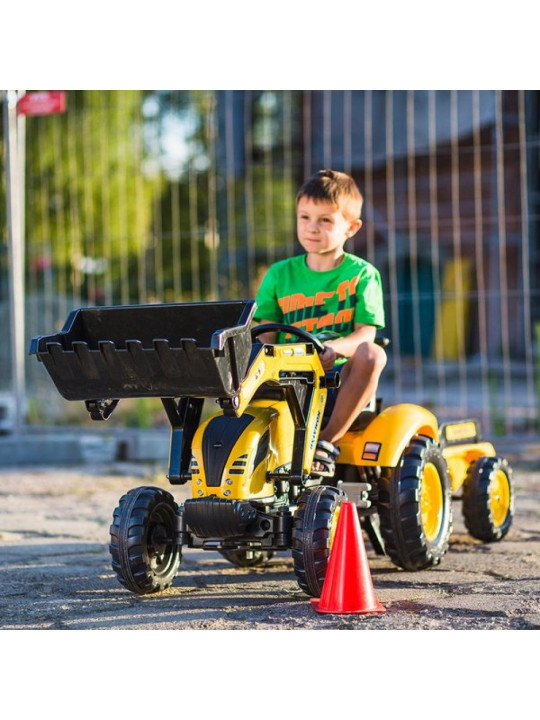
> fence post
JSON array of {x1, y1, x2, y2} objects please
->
[{"x1": 3, "y1": 90, "x2": 26, "y2": 433}]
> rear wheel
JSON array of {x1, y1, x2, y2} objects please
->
[
  {"x1": 292, "y1": 485, "x2": 346, "y2": 596},
  {"x1": 378, "y1": 435, "x2": 453, "y2": 571},
  {"x1": 109, "y1": 486, "x2": 181, "y2": 595},
  {"x1": 462, "y1": 456, "x2": 514, "y2": 541},
  {"x1": 219, "y1": 549, "x2": 274, "y2": 567}
]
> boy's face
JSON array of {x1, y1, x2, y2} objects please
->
[{"x1": 296, "y1": 197, "x2": 362, "y2": 259}]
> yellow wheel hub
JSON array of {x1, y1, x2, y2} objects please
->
[
  {"x1": 329, "y1": 505, "x2": 341, "y2": 548},
  {"x1": 421, "y1": 462, "x2": 443, "y2": 542},
  {"x1": 489, "y1": 469, "x2": 511, "y2": 527}
]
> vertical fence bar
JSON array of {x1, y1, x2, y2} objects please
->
[
  {"x1": 206, "y1": 91, "x2": 219, "y2": 300},
  {"x1": 450, "y1": 90, "x2": 468, "y2": 417},
  {"x1": 385, "y1": 90, "x2": 402, "y2": 397},
  {"x1": 303, "y1": 91, "x2": 311, "y2": 179},
  {"x1": 171, "y1": 171, "x2": 182, "y2": 301},
  {"x1": 225, "y1": 90, "x2": 237, "y2": 297},
  {"x1": 3, "y1": 91, "x2": 26, "y2": 431},
  {"x1": 50, "y1": 113, "x2": 67, "y2": 320},
  {"x1": 134, "y1": 97, "x2": 148, "y2": 305},
  {"x1": 495, "y1": 90, "x2": 512, "y2": 432},
  {"x1": 67, "y1": 104, "x2": 81, "y2": 307},
  {"x1": 364, "y1": 90, "x2": 375, "y2": 265},
  {"x1": 323, "y1": 90, "x2": 332, "y2": 168},
  {"x1": 188, "y1": 160, "x2": 200, "y2": 300},
  {"x1": 153, "y1": 97, "x2": 164, "y2": 302},
  {"x1": 82, "y1": 106, "x2": 96, "y2": 304},
  {"x1": 406, "y1": 90, "x2": 423, "y2": 396},
  {"x1": 518, "y1": 90, "x2": 536, "y2": 432},
  {"x1": 428, "y1": 90, "x2": 447, "y2": 412},
  {"x1": 41, "y1": 118, "x2": 56, "y2": 330},
  {"x1": 263, "y1": 95, "x2": 275, "y2": 266},
  {"x1": 283, "y1": 90, "x2": 295, "y2": 258},
  {"x1": 343, "y1": 89, "x2": 352, "y2": 177},
  {"x1": 472, "y1": 90, "x2": 491, "y2": 429},
  {"x1": 187, "y1": 93, "x2": 201, "y2": 300},
  {"x1": 100, "y1": 92, "x2": 113, "y2": 306},
  {"x1": 169, "y1": 91, "x2": 182, "y2": 302},
  {"x1": 244, "y1": 91, "x2": 256, "y2": 291},
  {"x1": 26, "y1": 152, "x2": 37, "y2": 307},
  {"x1": 116, "y1": 93, "x2": 129, "y2": 305},
  {"x1": 153, "y1": 184, "x2": 164, "y2": 301}
]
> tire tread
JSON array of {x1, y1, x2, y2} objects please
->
[{"x1": 378, "y1": 434, "x2": 453, "y2": 571}]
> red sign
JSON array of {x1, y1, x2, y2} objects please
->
[{"x1": 17, "y1": 91, "x2": 67, "y2": 116}]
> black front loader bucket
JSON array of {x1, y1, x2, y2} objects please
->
[{"x1": 30, "y1": 300, "x2": 256, "y2": 401}]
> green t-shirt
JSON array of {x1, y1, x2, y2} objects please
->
[{"x1": 254, "y1": 253, "x2": 385, "y2": 344}]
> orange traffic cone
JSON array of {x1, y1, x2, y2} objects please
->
[{"x1": 311, "y1": 501, "x2": 385, "y2": 615}]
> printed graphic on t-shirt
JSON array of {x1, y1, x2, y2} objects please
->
[{"x1": 277, "y1": 276, "x2": 358, "y2": 334}]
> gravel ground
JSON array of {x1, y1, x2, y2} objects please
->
[{"x1": 0, "y1": 446, "x2": 539, "y2": 631}]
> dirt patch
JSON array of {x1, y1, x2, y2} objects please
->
[{"x1": 1, "y1": 458, "x2": 539, "y2": 630}]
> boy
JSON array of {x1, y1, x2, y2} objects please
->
[{"x1": 253, "y1": 169, "x2": 387, "y2": 477}]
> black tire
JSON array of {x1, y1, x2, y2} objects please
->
[
  {"x1": 109, "y1": 486, "x2": 181, "y2": 595},
  {"x1": 462, "y1": 456, "x2": 514, "y2": 542},
  {"x1": 219, "y1": 549, "x2": 274, "y2": 567},
  {"x1": 292, "y1": 485, "x2": 346, "y2": 597},
  {"x1": 378, "y1": 434, "x2": 453, "y2": 571}
]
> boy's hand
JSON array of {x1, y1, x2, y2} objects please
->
[{"x1": 320, "y1": 345, "x2": 337, "y2": 370}]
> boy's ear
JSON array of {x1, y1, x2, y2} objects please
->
[{"x1": 347, "y1": 219, "x2": 362, "y2": 237}]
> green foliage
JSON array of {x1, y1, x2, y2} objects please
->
[
  {"x1": 24, "y1": 90, "x2": 158, "y2": 303},
  {"x1": 121, "y1": 398, "x2": 164, "y2": 429}
]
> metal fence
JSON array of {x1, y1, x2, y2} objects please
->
[{"x1": 1, "y1": 90, "x2": 538, "y2": 434}]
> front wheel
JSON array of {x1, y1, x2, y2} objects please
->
[
  {"x1": 462, "y1": 456, "x2": 514, "y2": 542},
  {"x1": 292, "y1": 485, "x2": 346, "y2": 596},
  {"x1": 109, "y1": 486, "x2": 181, "y2": 595},
  {"x1": 378, "y1": 435, "x2": 453, "y2": 571}
]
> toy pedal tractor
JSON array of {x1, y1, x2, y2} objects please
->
[{"x1": 30, "y1": 299, "x2": 515, "y2": 598}]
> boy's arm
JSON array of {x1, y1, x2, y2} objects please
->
[{"x1": 253, "y1": 320, "x2": 277, "y2": 344}]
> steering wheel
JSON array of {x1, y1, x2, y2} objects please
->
[{"x1": 251, "y1": 323, "x2": 326, "y2": 354}]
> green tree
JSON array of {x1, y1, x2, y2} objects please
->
[{"x1": 24, "y1": 90, "x2": 158, "y2": 305}]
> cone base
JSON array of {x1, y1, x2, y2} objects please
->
[{"x1": 310, "y1": 597, "x2": 386, "y2": 615}]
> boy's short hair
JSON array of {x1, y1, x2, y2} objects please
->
[{"x1": 296, "y1": 169, "x2": 363, "y2": 221}]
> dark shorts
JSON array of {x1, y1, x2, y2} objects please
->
[{"x1": 322, "y1": 370, "x2": 342, "y2": 428}]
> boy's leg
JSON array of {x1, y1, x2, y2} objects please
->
[{"x1": 319, "y1": 341, "x2": 387, "y2": 445}]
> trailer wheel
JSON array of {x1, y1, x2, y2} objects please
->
[
  {"x1": 292, "y1": 485, "x2": 346, "y2": 597},
  {"x1": 378, "y1": 434, "x2": 453, "y2": 571},
  {"x1": 219, "y1": 549, "x2": 274, "y2": 567},
  {"x1": 462, "y1": 456, "x2": 514, "y2": 542},
  {"x1": 110, "y1": 486, "x2": 181, "y2": 595}
]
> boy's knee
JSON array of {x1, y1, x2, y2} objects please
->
[{"x1": 353, "y1": 341, "x2": 387, "y2": 375}]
